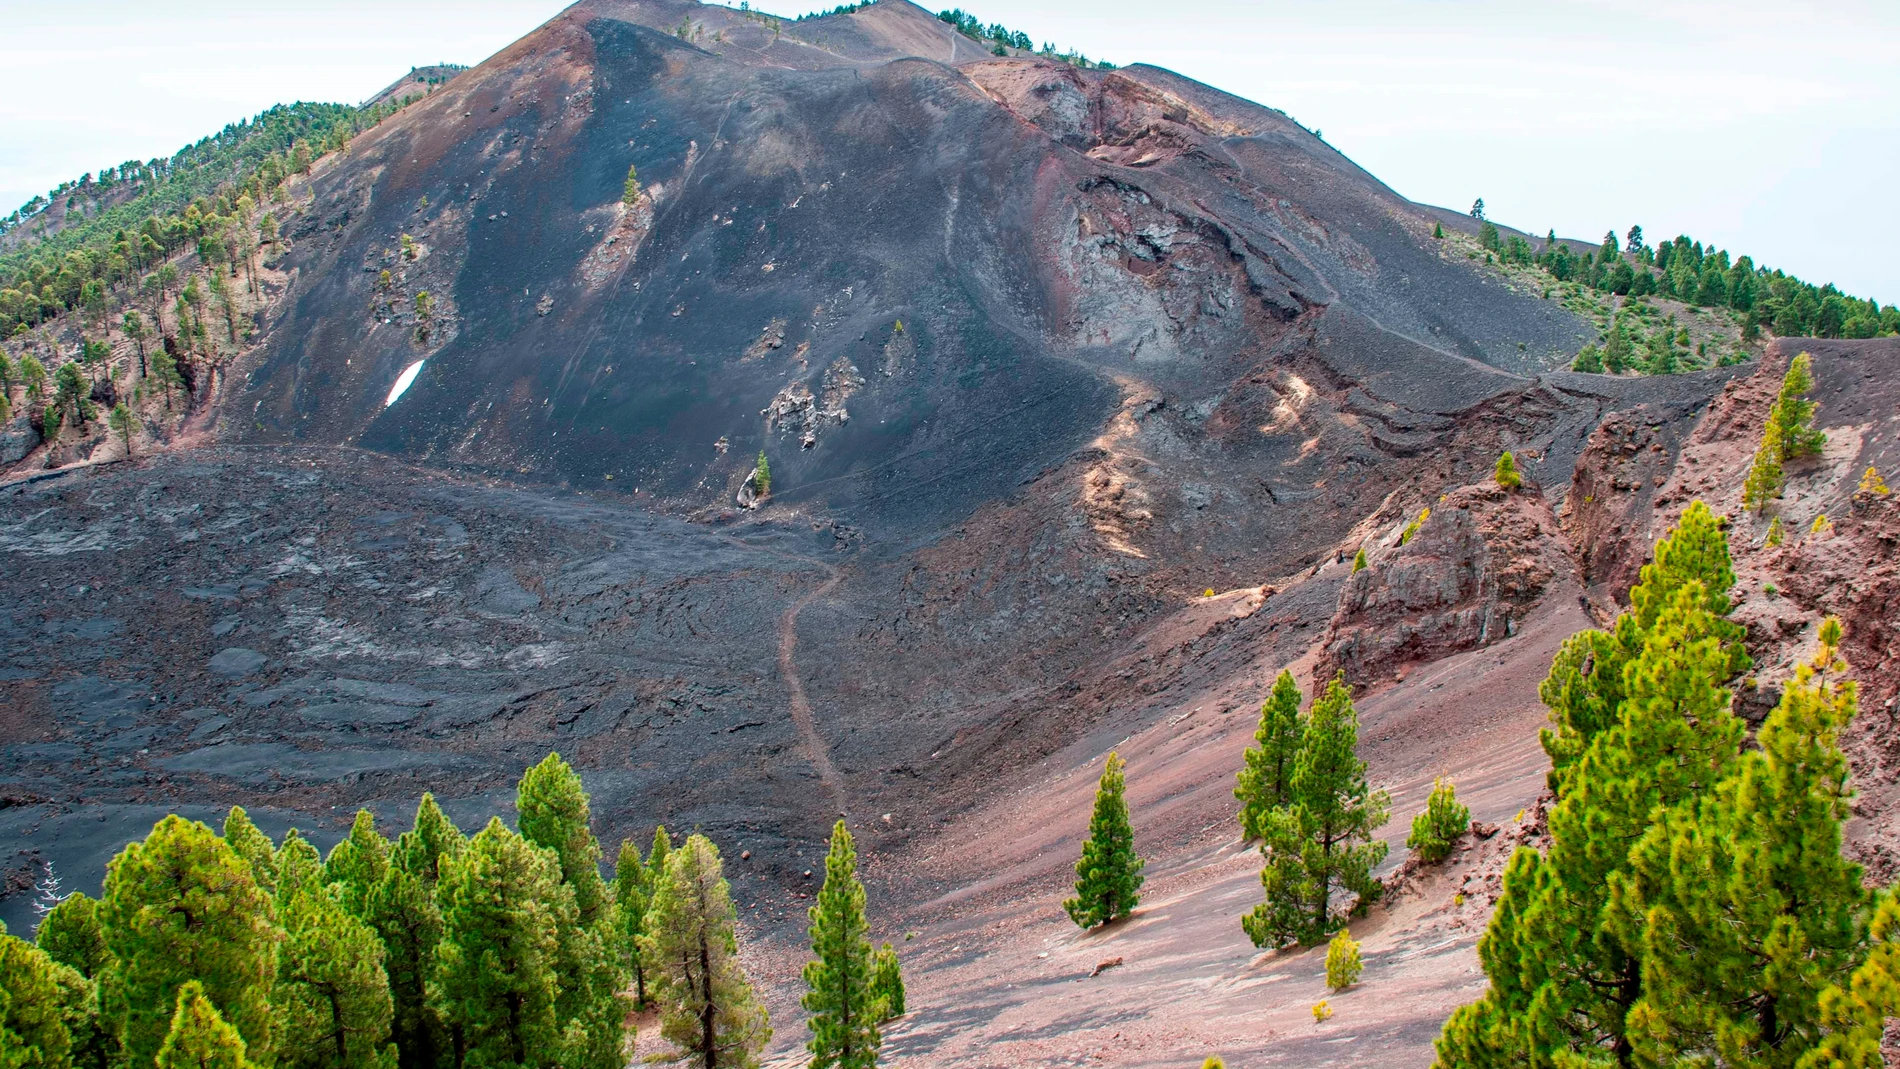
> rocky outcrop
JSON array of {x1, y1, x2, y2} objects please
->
[
  {"x1": 1317, "y1": 481, "x2": 1570, "y2": 687},
  {"x1": 0, "y1": 415, "x2": 39, "y2": 466}
]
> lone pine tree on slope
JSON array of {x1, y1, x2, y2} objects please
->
[
  {"x1": 1065, "y1": 752, "x2": 1145, "y2": 929},
  {"x1": 803, "y1": 821, "x2": 883, "y2": 1069}
]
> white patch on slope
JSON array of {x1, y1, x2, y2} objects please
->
[{"x1": 385, "y1": 361, "x2": 425, "y2": 407}]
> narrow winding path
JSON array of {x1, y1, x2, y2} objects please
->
[{"x1": 777, "y1": 568, "x2": 847, "y2": 817}]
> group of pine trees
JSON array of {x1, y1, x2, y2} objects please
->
[
  {"x1": 1062, "y1": 660, "x2": 1472, "y2": 975},
  {"x1": 0, "y1": 91, "x2": 432, "y2": 462},
  {"x1": 1468, "y1": 213, "x2": 1897, "y2": 344},
  {"x1": 1235, "y1": 672, "x2": 1406, "y2": 949},
  {"x1": 1434, "y1": 499, "x2": 1899, "y2": 1066},
  {"x1": 0, "y1": 753, "x2": 907, "y2": 1069},
  {"x1": 933, "y1": 8, "x2": 1114, "y2": 67}
]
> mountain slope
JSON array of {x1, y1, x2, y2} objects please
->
[{"x1": 11, "y1": 4, "x2": 1893, "y2": 1068}]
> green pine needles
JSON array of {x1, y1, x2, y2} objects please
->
[
  {"x1": 1429, "y1": 504, "x2": 1884, "y2": 1068},
  {"x1": 1325, "y1": 928, "x2": 1363, "y2": 991},
  {"x1": 1494, "y1": 451, "x2": 1522, "y2": 491},
  {"x1": 803, "y1": 821, "x2": 883, "y2": 1069},
  {"x1": 1235, "y1": 670, "x2": 1305, "y2": 842},
  {"x1": 1405, "y1": 778, "x2": 1470, "y2": 864},
  {"x1": 754, "y1": 451, "x2": 772, "y2": 495},
  {"x1": 0, "y1": 755, "x2": 816, "y2": 1069},
  {"x1": 623, "y1": 163, "x2": 641, "y2": 205},
  {"x1": 643, "y1": 834, "x2": 772, "y2": 1069},
  {"x1": 871, "y1": 944, "x2": 904, "y2": 1020},
  {"x1": 1064, "y1": 751, "x2": 1145, "y2": 929},
  {"x1": 1772, "y1": 351, "x2": 1827, "y2": 460},
  {"x1": 1241, "y1": 675, "x2": 1390, "y2": 949}
]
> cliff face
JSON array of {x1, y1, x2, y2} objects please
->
[{"x1": 1317, "y1": 480, "x2": 1572, "y2": 687}]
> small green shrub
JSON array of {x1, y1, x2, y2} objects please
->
[
  {"x1": 1406, "y1": 777, "x2": 1470, "y2": 863},
  {"x1": 1325, "y1": 927, "x2": 1362, "y2": 990}
]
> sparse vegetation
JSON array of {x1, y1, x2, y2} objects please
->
[
  {"x1": 1811, "y1": 512, "x2": 1833, "y2": 537},
  {"x1": 1312, "y1": 1000, "x2": 1333, "y2": 1022},
  {"x1": 1325, "y1": 927, "x2": 1363, "y2": 990},
  {"x1": 1765, "y1": 516, "x2": 1785, "y2": 546},
  {"x1": 935, "y1": 8, "x2": 1115, "y2": 68},
  {"x1": 1857, "y1": 465, "x2": 1891, "y2": 499},
  {"x1": 1064, "y1": 751, "x2": 1145, "y2": 929},
  {"x1": 754, "y1": 449, "x2": 771, "y2": 495},
  {"x1": 1399, "y1": 507, "x2": 1430, "y2": 546},
  {"x1": 871, "y1": 942, "x2": 904, "y2": 1020},
  {"x1": 1406, "y1": 778, "x2": 1470, "y2": 864},
  {"x1": 1352, "y1": 547, "x2": 1367, "y2": 573},
  {"x1": 1494, "y1": 451, "x2": 1521, "y2": 491}
]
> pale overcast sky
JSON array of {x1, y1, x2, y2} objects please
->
[{"x1": 3, "y1": 0, "x2": 1895, "y2": 301}]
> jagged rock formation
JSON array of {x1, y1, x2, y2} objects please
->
[{"x1": 1318, "y1": 480, "x2": 1570, "y2": 687}]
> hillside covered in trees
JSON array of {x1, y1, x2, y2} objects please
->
[{"x1": 4, "y1": 1, "x2": 1899, "y2": 1067}]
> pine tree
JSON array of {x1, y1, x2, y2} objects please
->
[
  {"x1": 1243, "y1": 676, "x2": 1389, "y2": 948},
  {"x1": 1539, "y1": 501, "x2": 1747, "y2": 793},
  {"x1": 647, "y1": 825, "x2": 674, "y2": 890},
  {"x1": 514, "y1": 754, "x2": 624, "y2": 1069},
  {"x1": 753, "y1": 452, "x2": 771, "y2": 495},
  {"x1": 274, "y1": 887, "x2": 396, "y2": 1069},
  {"x1": 803, "y1": 821, "x2": 882, "y2": 1069},
  {"x1": 401, "y1": 793, "x2": 465, "y2": 886},
  {"x1": 641, "y1": 835, "x2": 771, "y2": 1069},
  {"x1": 1, "y1": 922, "x2": 75, "y2": 1069},
  {"x1": 1766, "y1": 516, "x2": 1786, "y2": 546},
  {"x1": 428, "y1": 818, "x2": 565, "y2": 1069},
  {"x1": 611, "y1": 839, "x2": 653, "y2": 1008},
  {"x1": 1325, "y1": 927, "x2": 1362, "y2": 990},
  {"x1": 97, "y1": 815, "x2": 278, "y2": 1068},
  {"x1": 515, "y1": 753, "x2": 608, "y2": 927},
  {"x1": 623, "y1": 165, "x2": 641, "y2": 206},
  {"x1": 1436, "y1": 569, "x2": 1747, "y2": 1066},
  {"x1": 36, "y1": 893, "x2": 108, "y2": 979},
  {"x1": 1743, "y1": 415, "x2": 1787, "y2": 514},
  {"x1": 155, "y1": 981, "x2": 256, "y2": 1069},
  {"x1": 107, "y1": 404, "x2": 137, "y2": 455},
  {"x1": 1613, "y1": 627, "x2": 1865, "y2": 1064},
  {"x1": 1351, "y1": 548, "x2": 1367, "y2": 573},
  {"x1": 1855, "y1": 465, "x2": 1889, "y2": 499},
  {"x1": 1433, "y1": 222, "x2": 1444, "y2": 240},
  {"x1": 1064, "y1": 752, "x2": 1145, "y2": 929},
  {"x1": 222, "y1": 808, "x2": 278, "y2": 894},
  {"x1": 1405, "y1": 778, "x2": 1469, "y2": 864},
  {"x1": 1771, "y1": 352, "x2": 1826, "y2": 460},
  {"x1": 1571, "y1": 344, "x2": 1604, "y2": 373},
  {"x1": 367, "y1": 795, "x2": 461, "y2": 1069},
  {"x1": 362, "y1": 863, "x2": 442, "y2": 1069},
  {"x1": 323, "y1": 810, "x2": 391, "y2": 919},
  {"x1": 275, "y1": 829, "x2": 326, "y2": 905},
  {"x1": 1235, "y1": 672, "x2": 1306, "y2": 842},
  {"x1": 870, "y1": 945, "x2": 903, "y2": 1020},
  {"x1": 1493, "y1": 451, "x2": 1521, "y2": 491}
]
